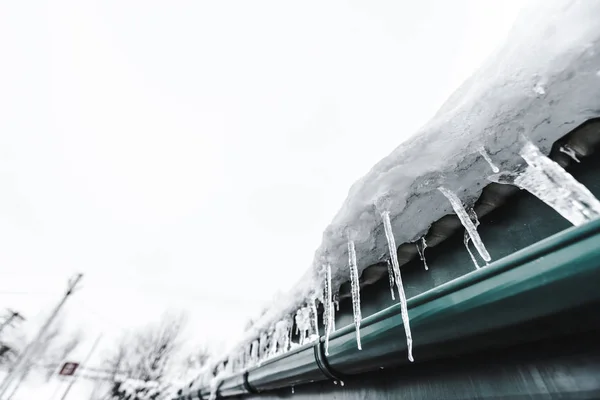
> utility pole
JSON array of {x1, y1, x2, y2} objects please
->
[
  {"x1": 0, "y1": 310, "x2": 25, "y2": 337},
  {"x1": 0, "y1": 274, "x2": 83, "y2": 400},
  {"x1": 59, "y1": 333, "x2": 103, "y2": 400}
]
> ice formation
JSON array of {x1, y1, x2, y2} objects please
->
[
  {"x1": 187, "y1": 1, "x2": 600, "y2": 392},
  {"x1": 464, "y1": 208, "x2": 482, "y2": 270},
  {"x1": 250, "y1": 340, "x2": 259, "y2": 365},
  {"x1": 479, "y1": 146, "x2": 500, "y2": 173},
  {"x1": 381, "y1": 210, "x2": 414, "y2": 361},
  {"x1": 559, "y1": 144, "x2": 580, "y2": 163},
  {"x1": 386, "y1": 260, "x2": 396, "y2": 300},
  {"x1": 294, "y1": 307, "x2": 311, "y2": 345},
  {"x1": 490, "y1": 141, "x2": 600, "y2": 226},
  {"x1": 265, "y1": 320, "x2": 292, "y2": 358},
  {"x1": 310, "y1": 299, "x2": 319, "y2": 338},
  {"x1": 439, "y1": 187, "x2": 491, "y2": 262},
  {"x1": 416, "y1": 237, "x2": 429, "y2": 271},
  {"x1": 324, "y1": 263, "x2": 334, "y2": 355},
  {"x1": 348, "y1": 239, "x2": 362, "y2": 350},
  {"x1": 275, "y1": 320, "x2": 292, "y2": 355},
  {"x1": 259, "y1": 332, "x2": 269, "y2": 363}
]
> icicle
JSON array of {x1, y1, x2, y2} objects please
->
[
  {"x1": 464, "y1": 231, "x2": 480, "y2": 270},
  {"x1": 559, "y1": 144, "x2": 581, "y2": 163},
  {"x1": 324, "y1": 264, "x2": 333, "y2": 356},
  {"x1": 464, "y1": 208, "x2": 482, "y2": 270},
  {"x1": 438, "y1": 187, "x2": 491, "y2": 262},
  {"x1": 381, "y1": 210, "x2": 414, "y2": 362},
  {"x1": 489, "y1": 141, "x2": 600, "y2": 226},
  {"x1": 330, "y1": 298, "x2": 336, "y2": 332},
  {"x1": 268, "y1": 320, "x2": 291, "y2": 357},
  {"x1": 310, "y1": 298, "x2": 319, "y2": 338},
  {"x1": 340, "y1": 381, "x2": 345, "y2": 387},
  {"x1": 258, "y1": 332, "x2": 269, "y2": 363},
  {"x1": 295, "y1": 309, "x2": 308, "y2": 346},
  {"x1": 478, "y1": 146, "x2": 500, "y2": 173},
  {"x1": 292, "y1": 386, "x2": 295, "y2": 394},
  {"x1": 416, "y1": 237, "x2": 429, "y2": 271},
  {"x1": 334, "y1": 293, "x2": 340, "y2": 311},
  {"x1": 295, "y1": 306, "x2": 316, "y2": 345},
  {"x1": 386, "y1": 260, "x2": 396, "y2": 300},
  {"x1": 347, "y1": 239, "x2": 362, "y2": 350},
  {"x1": 250, "y1": 340, "x2": 259, "y2": 365},
  {"x1": 269, "y1": 330, "x2": 279, "y2": 357}
]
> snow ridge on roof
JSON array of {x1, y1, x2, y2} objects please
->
[{"x1": 206, "y1": 0, "x2": 600, "y2": 378}]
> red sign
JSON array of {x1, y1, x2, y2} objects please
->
[{"x1": 59, "y1": 362, "x2": 79, "y2": 376}]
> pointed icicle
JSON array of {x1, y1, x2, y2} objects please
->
[
  {"x1": 464, "y1": 208, "x2": 481, "y2": 270},
  {"x1": 381, "y1": 210, "x2": 414, "y2": 362},
  {"x1": 490, "y1": 141, "x2": 600, "y2": 226},
  {"x1": 439, "y1": 187, "x2": 491, "y2": 262},
  {"x1": 330, "y1": 298, "x2": 336, "y2": 332},
  {"x1": 334, "y1": 293, "x2": 340, "y2": 312},
  {"x1": 559, "y1": 144, "x2": 580, "y2": 163},
  {"x1": 416, "y1": 237, "x2": 429, "y2": 271},
  {"x1": 324, "y1": 264, "x2": 333, "y2": 356},
  {"x1": 347, "y1": 239, "x2": 362, "y2": 350},
  {"x1": 386, "y1": 260, "x2": 396, "y2": 300},
  {"x1": 479, "y1": 146, "x2": 500, "y2": 173},
  {"x1": 310, "y1": 298, "x2": 319, "y2": 340}
]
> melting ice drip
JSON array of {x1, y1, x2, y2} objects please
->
[
  {"x1": 381, "y1": 211, "x2": 414, "y2": 362},
  {"x1": 489, "y1": 141, "x2": 600, "y2": 226},
  {"x1": 347, "y1": 240, "x2": 362, "y2": 350},
  {"x1": 324, "y1": 264, "x2": 334, "y2": 355},
  {"x1": 479, "y1": 146, "x2": 500, "y2": 173},
  {"x1": 438, "y1": 187, "x2": 491, "y2": 263},
  {"x1": 464, "y1": 208, "x2": 483, "y2": 270},
  {"x1": 416, "y1": 237, "x2": 429, "y2": 271},
  {"x1": 386, "y1": 260, "x2": 395, "y2": 300}
]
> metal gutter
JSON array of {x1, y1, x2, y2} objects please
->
[{"x1": 181, "y1": 219, "x2": 600, "y2": 399}]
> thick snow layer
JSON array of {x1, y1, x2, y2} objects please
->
[{"x1": 203, "y1": 0, "x2": 600, "y2": 377}]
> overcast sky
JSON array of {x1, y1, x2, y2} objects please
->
[{"x1": 0, "y1": 0, "x2": 524, "y2": 354}]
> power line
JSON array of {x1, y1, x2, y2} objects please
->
[{"x1": 0, "y1": 273, "x2": 84, "y2": 400}]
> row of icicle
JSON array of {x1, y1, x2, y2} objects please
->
[{"x1": 208, "y1": 139, "x2": 600, "y2": 398}]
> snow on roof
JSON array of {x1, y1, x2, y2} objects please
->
[{"x1": 200, "y1": 0, "x2": 600, "y2": 382}]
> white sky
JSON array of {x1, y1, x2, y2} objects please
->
[{"x1": 0, "y1": 0, "x2": 524, "y2": 354}]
